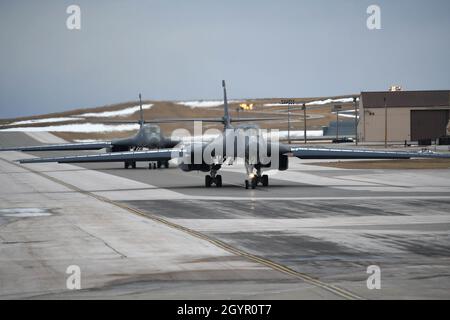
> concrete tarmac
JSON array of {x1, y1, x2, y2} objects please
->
[{"x1": 1, "y1": 132, "x2": 450, "y2": 299}]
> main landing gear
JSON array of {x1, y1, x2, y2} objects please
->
[
  {"x1": 244, "y1": 165, "x2": 269, "y2": 189},
  {"x1": 245, "y1": 174, "x2": 269, "y2": 189},
  {"x1": 124, "y1": 161, "x2": 136, "y2": 169},
  {"x1": 205, "y1": 165, "x2": 222, "y2": 188},
  {"x1": 148, "y1": 160, "x2": 169, "y2": 170},
  {"x1": 124, "y1": 160, "x2": 170, "y2": 170},
  {"x1": 124, "y1": 147, "x2": 141, "y2": 169}
]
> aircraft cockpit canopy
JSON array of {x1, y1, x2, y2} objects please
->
[{"x1": 144, "y1": 125, "x2": 161, "y2": 135}]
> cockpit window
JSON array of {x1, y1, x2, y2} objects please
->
[{"x1": 144, "y1": 125, "x2": 160, "y2": 134}]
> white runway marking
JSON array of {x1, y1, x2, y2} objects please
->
[{"x1": 0, "y1": 208, "x2": 52, "y2": 218}]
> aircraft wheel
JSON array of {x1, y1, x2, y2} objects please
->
[
  {"x1": 245, "y1": 180, "x2": 249, "y2": 189},
  {"x1": 153, "y1": 163, "x2": 157, "y2": 169},
  {"x1": 205, "y1": 175, "x2": 212, "y2": 188},
  {"x1": 148, "y1": 163, "x2": 152, "y2": 170},
  {"x1": 132, "y1": 161, "x2": 137, "y2": 169},
  {"x1": 251, "y1": 178, "x2": 257, "y2": 189},
  {"x1": 157, "y1": 161, "x2": 162, "y2": 169},
  {"x1": 216, "y1": 175, "x2": 222, "y2": 188},
  {"x1": 164, "y1": 160, "x2": 169, "y2": 168},
  {"x1": 124, "y1": 162, "x2": 129, "y2": 169},
  {"x1": 262, "y1": 175, "x2": 269, "y2": 187}
]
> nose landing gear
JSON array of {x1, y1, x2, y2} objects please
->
[
  {"x1": 205, "y1": 165, "x2": 223, "y2": 188},
  {"x1": 205, "y1": 175, "x2": 222, "y2": 188},
  {"x1": 244, "y1": 164, "x2": 269, "y2": 189},
  {"x1": 245, "y1": 177, "x2": 257, "y2": 189}
]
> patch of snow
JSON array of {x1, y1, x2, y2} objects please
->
[
  {"x1": 77, "y1": 104, "x2": 153, "y2": 118},
  {"x1": 268, "y1": 130, "x2": 323, "y2": 139},
  {"x1": 176, "y1": 100, "x2": 242, "y2": 108},
  {"x1": 331, "y1": 110, "x2": 359, "y2": 119},
  {"x1": 0, "y1": 123, "x2": 139, "y2": 133},
  {"x1": 9, "y1": 117, "x2": 83, "y2": 125},
  {"x1": 263, "y1": 103, "x2": 303, "y2": 107},
  {"x1": 335, "y1": 113, "x2": 357, "y2": 119},
  {"x1": 264, "y1": 97, "x2": 358, "y2": 107},
  {"x1": 172, "y1": 130, "x2": 323, "y2": 143},
  {"x1": 306, "y1": 97, "x2": 357, "y2": 106},
  {"x1": 73, "y1": 139, "x2": 104, "y2": 143},
  {"x1": 174, "y1": 134, "x2": 219, "y2": 142}
]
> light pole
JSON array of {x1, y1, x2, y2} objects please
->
[
  {"x1": 287, "y1": 103, "x2": 291, "y2": 144},
  {"x1": 354, "y1": 97, "x2": 358, "y2": 146},
  {"x1": 302, "y1": 103, "x2": 307, "y2": 144},
  {"x1": 384, "y1": 97, "x2": 388, "y2": 148}
]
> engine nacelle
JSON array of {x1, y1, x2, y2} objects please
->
[
  {"x1": 177, "y1": 149, "x2": 211, "y2": 172},
  {"x1": 258, "y1": 155, "x2": 289, "y2": 171},
  {"x1": 279, "y1": 154, "x2": 289, "y2": 171},
  {"x1": 178, "y1": 162, "x2": 210, "y2": 172}
]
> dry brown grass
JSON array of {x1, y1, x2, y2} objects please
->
[
  {"x1": 2, "y1": 101, "x2": 145, "y2": 123},
  {"x1": 310, "y1": 159, "x2": 450, "y2": 170},
  {"x1": 2, "y1": 95, "x2": 358, "y2": 141}
]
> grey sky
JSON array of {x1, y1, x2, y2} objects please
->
[{"x1": 1, "y1": 0, "x2": 449, "y2": 118}]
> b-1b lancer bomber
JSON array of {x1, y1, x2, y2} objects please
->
[
  {"x1": 2, "y1": 95, "x2": 180, "y2": 169},
  {"x1": 18, "y1": 81, "x2": 450, "y2": 189}
]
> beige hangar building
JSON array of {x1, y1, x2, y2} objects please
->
[{"x1": 358, "y1": 90, "x2": 450, "y2": 143}]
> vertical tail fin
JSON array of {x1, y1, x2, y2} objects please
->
[
  {"x1": 222, "y1": 80, "x2": 231, "y2": 128},
  {"x1": 139, "y1": 93, "x2": 144, "y2": 127}
]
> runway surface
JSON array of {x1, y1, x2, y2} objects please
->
[{"x1": 1, "y1": 132, "x2": 450, "y2": 299}]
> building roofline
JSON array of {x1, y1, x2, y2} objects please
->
[
  {"x1": 361, "y1": 90, "x2": 450, "y2": 94},
  {"x1": 360, "y1": 90, "x2": 450, "y2": 108}
]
